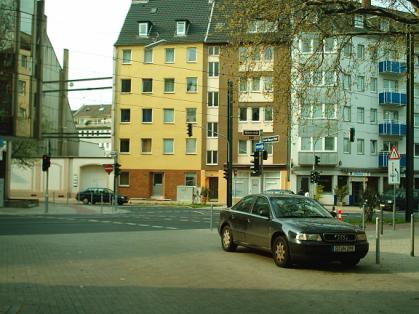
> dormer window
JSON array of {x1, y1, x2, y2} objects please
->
[
  {"x1": 354, "y1": 15, "x2": 364, "y2": 28},
  {"x1": 176, "y1": 20, "x2": 187, "y2": 36},
  {"x1": 139, "y1": 22, "x2": 151, "y2": 37}
]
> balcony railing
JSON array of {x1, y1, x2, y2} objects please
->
[
  {"x1": 379, "y1": 120, "x2": 407, "y2": 136},
  {"x1": 379, "y1": 91, "x2": 407, "y2": 106},
  {"x1": 379, "y1": 152, "x2": 406, "y2": 167},
  {"x1": 378, "y1": 61, "x2": 406, "y2": 74}
]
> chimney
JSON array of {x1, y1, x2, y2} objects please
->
[{"x1": 362, "y1": 0, "x2": 371, "y2": 8}]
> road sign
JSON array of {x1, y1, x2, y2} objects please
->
[
  {"x1": 255, "y1": 142, "x2": 264, "y2": 151},
  {"x1": 388, "y1": 159, "x2": 400, "y2": 185},
  {"x1": 103, "y1": 164, "x2": 113, "y2": 174},
  {"x1": 389, "y1": 146, "x2": 400, "y2": 160},
  {"x1": 243, "y1": 130, "x2": 260, "y2": 136},
  {"x1": 262, "y1": 135, "x2": 279, "y2": 143}
]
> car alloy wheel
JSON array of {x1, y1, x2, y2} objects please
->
[
  {"x1": 221, "y1": 226, "x2": 237, "y2": 252},
  {"x1": 82, "y1": 198, "x2": 89, "y2": 205},
  {"x1": 273, "y1": 236, "x2": 290, "y2": 267}
]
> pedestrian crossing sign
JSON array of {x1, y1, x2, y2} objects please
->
[{"x1": 388, "y1": 146, "x2": 400, "y2": 160}]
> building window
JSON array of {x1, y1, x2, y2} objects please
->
[
  {"x1": 251, "y1": 77, "x2": 261, "y2": 92},
  {"x1": 121, "y1": 79, "x2": 131, "y2": 93},
  {"x1": 164, "y1": 78, "x2": 175, "y2": 93},
  {"x1": 370, "y1": 140, "x2": 377, "y2": 155},
  {"x1": 370, "y1": 108, "x2": 377, "y2": 123},
  {"x1": 343, "y1": 74, "x2": 351, "y2": 90},
  {"x1": 122, "y1": 49, "x2": 131, "y2": 64},
  {"x1": 163, "y1": 139, "x2": 174, "y2": 154},
  {"x1": 163, "y1": 108, "x2": 174, "y2": 123},
  {"x1": 207, "y1": 122, "x2": 218, "y2": 137},
  {"x1": 357, "y1": 107, "x2": 365, "y2": 123},
  {"x1": 357, "y1": 44, "x2": 365, "y2": 59},
  {"x1": 265, "y1": 143, "x2": 273, "y2": 154},
  {"x1": 119, "y1": 172, "x2": 129, "y2": 186},
  {"x1": 206, "y1": 150, "x2": 218, "y2": 165},
  {"x1": 120, "y1": 109, "x2": 130, "y2": 123},
  {"x1": 343, "y1": 43, "x2": 352, "y2": 57},
  {"x1": 357, "y1": 139, "x2": 365, "y2": 154},
  {"x1": 165, "y1": 48, "x2": 175, "y2": 63},
  {"x1": 139, "y1": 22, "x2": 148, "y2": 36},
  {"x1": 370, "y1": 77, "x2": 377, "y2": 92},
  {"x1": 324, "y1": 137, "x2": 335, "y2": 151},
  {"x1": 354, "y1": 15, "x2": 364, "y2": 28},
  {"x1": 239, "y1": 140, "x2": 247, "y2": 154},
  {"x1": 264, "y1": 106, "x2": 273, "y2": 121},
  {"x1": 415, "y1": 113, "x2": 419, "y2": 127},
  {"x1": 185, "y1": 173, "x2": 197, "y2": 186},
  {"x1": 142, "y1": 78, "x2": 153, "y2": 93},
  {"x1": 240, "y1": 78, "x2": 248, "y2": 92},
  {"x1": 18, "y1": 80, "x2": 26, "y2": 95},
  {"x1": 208, "y1": 91, "x2": 219, "y2": 107},
  {"x1": 142, "y1": 108, "x2": 152, "y2": 123},
  {"x1": 186, "y1": 47, "x2": 197, "y2": 62},
  {"x1": 264, "y1": 47, "x2": 273, "y2": 61},
  {"x1": 343, "y1": 138, "x2": 351, "y2": 154},
  {"x1": 415, "y1": 144, "x2": 419, "y2": 157},
  {"x1": 208, "y1": 62, "x2": 219, "y2": 77},
  {"x1": 324, "y1": 104, "x2": 336, "y2": 119},
  {"x1": 176, "y1": 21, "x2": 187, "y2": 36},
  {"x1": 208, "y1": 46, "x2": 220, "y2": 56},
  {"x1": 357, "y1": 76, "x2": 365, "y2": 92},
  {"x1": 141, "y1": 138, "x2": 152, "y2": 154},
  {"x1": 186, "y1": 77, "x2": 197, "y2": 92},
  {"x1": 383, "y1": 79, "x2": 399, "y2": 91},
  {"x1": 301, "y1": 137, "x2": 311, "y2": 151},
  {"x1": 186, "y1": 108, "x2": 197, "y2": 123},
  {"x1": 324, "y1": 38, "x2": 335, "y2": 52},
  {"x1": 120, "y1": 139, "x2": 130, "y2": 153},
  {"x1": 263, "y1": 77, "x2": 273, "y2": 92},
  {"x1": 144, "y1": 48, "x2": 153, "y2": 63},
  {"x1": 343, "y1": 106, "x2": 351, "y2": 122},
  {"x1": 380, "y1": 20, "x2": 390, "y2": 32},
  {"x1": 21, "y1": 55, "x2": 28, "y2": 68},
  {"x1": 252, "y1": 108, "x2": 260, "y2": 121},
  {"x1": 384, "y1": 110, "x2": 398, "y2": 122},
  {"x1": 312, "y1": 103, "x2": 322, "y2": 119},
  {"x1": 239, "y1": 108, "x2": 247, "y2": 121},
  {"x1": 239, "y1": 47, "x2": 248, "y2": 62},
  {"x1": 250, "y1": 48, "x2": 261, "y2": 61},
  {"x1": 186, "y1": 138, "x2": 196, "y2": 154}
]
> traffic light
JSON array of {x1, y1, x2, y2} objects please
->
[
  {"x1": 223, "y1": 164, "x2": 229, "y2": 180},
  {"x1": 114, "y1": 163, "x2": 121, "y2": 176},
  {"x1": 42, "y1": 154, "x2": 51, "y2": 172},
  {"x1": 250, "y1": 151, "x2": 261, "y2": 176},
  {"x1": 262, "y1": 150, "x2": 268, "y2": 160},
  {"x1": 187, "y1": 123, "x2": 193, "y2": 137},
  {"x1": 315, "y1": 155, "x2": 320, "y2": 166},
  {"x1": 315, "y1": 171, "x2": 320, "y2": 183},
  {"x1": 349, "y1": 127, "x2": 355, "y2": 142},
  {"x1": 310, "y1": 170, "x2": 316, "y2": 183}
]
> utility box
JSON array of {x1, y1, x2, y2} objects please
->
[{"x1": 176, "y1": 185, "x2": 199, "y2": 203}]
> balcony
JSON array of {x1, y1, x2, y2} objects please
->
[
  {"x1": 379, "y1": 91, "x2": 407, "y2": 107},
  {"x1": 379, "y1": 120, "x2": 407, "y2": 136},
  {"x1": 298, "y1": 152, "x2": 338, "y2": 166},
  {"x1": 379, "y1": 152, "x2": 406, "y2": 167},
  {"x1": 378, "y1": 61, "x2": 406, "y2": 75}
]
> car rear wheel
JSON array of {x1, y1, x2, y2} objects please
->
[
  {"x1": 82, "y1": 197, "x2": 89, "y2": 205},
  {"x1": 221, "y1": 226, "x2": 237, "y2": 252},
  {"x1": 272, "y1": 236, "x2": 291, "y2": 268},
  {"x1": 341, "y1": 257, "x2": 360, "y2": 268}
]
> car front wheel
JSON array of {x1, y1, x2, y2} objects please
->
[
  {"x1": 82, "y1": 197, "x2": 89, "y2": 205},
  {"x1": 272, "y1": 236, "x2": 291, "y2": 268},
  {"x1": 221, "y1": 226, "x2": 237, "y2": 252}
]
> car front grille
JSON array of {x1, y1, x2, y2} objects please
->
[{"x1": 322, "y1": 233, "x2": 356, "y2": 243}]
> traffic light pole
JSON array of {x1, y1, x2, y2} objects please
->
[
  {"x1": 44, "y1": 140, "x2": 50, "y2": 214},
  {"x1": 260, "y1": 130, "x2": 264, "y2": 194},
  {"x1": 227, "y1": 81, "x2": 233, "y2": 207}
]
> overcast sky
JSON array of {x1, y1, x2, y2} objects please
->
[{"x1": 44, "y1": 0, "x2": 131, "y2": 110}]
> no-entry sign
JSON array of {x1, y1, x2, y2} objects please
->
[{"x1": 103, "y1": 164, "x2": 113, "y2": 174}]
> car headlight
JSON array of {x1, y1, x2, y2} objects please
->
[
  {"x1": 296, "y1": 233, "x2": 322, "y2": 242},
  {"x1": 356, "y1": 233, "x2": 367, "y2": 241}
]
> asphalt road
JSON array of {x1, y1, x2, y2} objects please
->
[{"x1": 0, "y1": 206, "x2": 217, "y2": 235}]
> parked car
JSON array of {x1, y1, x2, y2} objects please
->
[
  {"x1": 264, "y1": 189, "x2": 295, "y2": 195},
  {"x1": 219, "y1": 194, "x2": 368, "y2": 268},
  {"x1": 76, "y1": 188, "x2": 129, "y2": 205},
  {"x1": 379, "y1": 189, "x2": 419, "y2": 211}
]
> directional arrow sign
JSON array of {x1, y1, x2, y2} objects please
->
[
  {"x1": 255, "y1": 142, "x2": 264, "y2": 151},
  {"x1": 262, "y1": 135, "x2": 279, "y2": 143}
]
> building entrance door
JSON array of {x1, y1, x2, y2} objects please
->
[
  {"x1": 152, "y1": 173, "x2": 164, "y2": 198},
  {"x1": 208, "y1": 177, "x2": 218, "y2": 200}
]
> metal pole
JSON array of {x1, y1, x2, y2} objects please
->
[
  {"x1": 100, "y1": 192, "x2": 103, "y2": 214},
  {"x1": 44, "y1": 140, "x2": 50, "y2": 214},
  {"x1": 376, "y1": 217, "x2": 380, "y2": 264},
  {"x1": 227, "y1": 81, "x2": 233, "y2": 207},
  {"x1": 362, "y1": 203, "x2": 365, "y2": 231},
  {"x1": 393, "y1": 184, "x2": 396, "y2": 231},
  {"x1": 411, "y1": 214, "x2": 415, "y2": 257},
  {"x1": 90, "y1": 191, "x2": 93, "y2": 205},
  {"x1": 210, "y1": 204, "x2": 213, "y2": 231},
  {"x1": 260, "y1": 130, "x2": 264, "y2": 194},
  {"x1": 406, "y1": 29, "x2": 414, "y2": 223},
  {"x1": 380, "y1": 206, "x2": 384, "y2": 235}
]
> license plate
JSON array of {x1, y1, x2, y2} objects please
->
[{"x1": 333, "y1": 245, "x2": 355, "y2": 253}]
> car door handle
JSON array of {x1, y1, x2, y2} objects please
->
[{"x1": 247, "y1": 218, "x2": 251, "y2": 223}]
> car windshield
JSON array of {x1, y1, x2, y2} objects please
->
[{"x1": 270, "y1": 196, "x2": 332, "y2": 218}]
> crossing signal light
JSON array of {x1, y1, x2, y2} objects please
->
[
  {"x1": 262, "y1": 150, "x2": 268, "y2": 160},
  {"x1": 315, "y1": 155, "x2": 320, "y2": 166},
  {"x1": 223, "y1": 164, "x2": 229, "y2": 180},
  {"x1": 310, "y1": 170, "x2": 320, "y2": 183},
  {"x1": 349, "y1": 127, "x2": 355, "y2": 142},
  {"x1": 114, "y1": 163, "x2": 121, "y2": 176},
  {"x1": 187, "y1": 123, "x2": 193, "y2": 137},
  {"x1": 42, "y1": 155, "x2": 51, "y2": 171},
  {"x1": 250, "y1": 151, "x2": 261, "y2": 176}
]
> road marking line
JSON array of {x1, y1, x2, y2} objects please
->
[
  {"x1": 137, "y1": 224, "x2": 149, "y2": 227},
  {"x1": 88, "y1": 219, "x2": 99, "y2": 222},
  {"x1": 101, "y1": 221, "x2": 111, "y2": 223},
  {"x1": 112, "y1": 222, "x2": 123, "y2": 224},
  {"x1": 193, "y1": 211, "x2": 205, "y2": 215},
  {"x1": 151, "y1": 225, "x2": 164, "y2": 228},
  {"x1": 166, "y1": 227, "x2": 178, "y2": 230},
  {"x1": 126, "y1": 223, "x2": 136, "y2": 226}
]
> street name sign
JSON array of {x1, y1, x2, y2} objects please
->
[
  {"x1": 262, "y1": 135, "x2": 279, "y2": 143},
  {"x1": 243, "y1": 130, "x2": 260, "y2": 136},
  {"x1": 388, "y1": 146, "x2": 400, "y2": 185}
]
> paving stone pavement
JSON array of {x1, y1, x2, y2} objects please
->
[{"x1": 0, "y1": 204, "x2": 418, "y2": 313}]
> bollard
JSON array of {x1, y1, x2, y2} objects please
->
[
  {"x1": 90, "y1": 191, "x2": 93, "y2": 205},
  {"x1": 337, "y1": 208, "x2": 342, "y2": 222},
  {"x1": 376, "y1": 217, "x2": 380, "y2": 264},
  {"x1": 100, "y1": 192, "x2": 103, "y2": 214},
  {"x1": 362, "y1": 204, "x2": 365, "y2": 231},
  {"x1": 411, "y1": 214, "x2": 415, "y2": 257},
  {"x1": 210, "y1": 204, "x2": 213, "y2": 231},
  {"x1": 380, "y1": 207, "x2": 384, "y2": 235}
]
